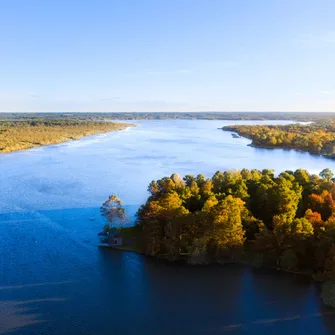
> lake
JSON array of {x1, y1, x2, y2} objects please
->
[{"x1": 1, "y1": 119, "x2": 335, "y2": 335}]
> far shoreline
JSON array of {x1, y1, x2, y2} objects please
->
[{"x1": 0, "y1": 121, "x2": 136, "y2": 154}]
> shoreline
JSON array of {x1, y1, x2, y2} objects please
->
[
  {"x1": 104, "y1": 223, "x2": 329, "y2": 281},
  {"x1": 222, "y1": 128, "x2": 335, "y2": 159},
  {"x1": 103, "y1": 243, "x2": 335, "y2": 307},
  {"x1": 100, "y1": 224, "x2": 335, "y2": 308},
  {"x1": 246, "y1": 143, "x2": 335, "y2": 159},
  {"x1": 221, "y1": 123, "x2": 335, "y2": 160},
  {"x1": 0, "y1": 121, "x2": 136, "y2": 154},
  {"x1": 101, "y1": 242, "x2": 315, "y2": 278}
]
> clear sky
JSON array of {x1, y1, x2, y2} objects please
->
[{"x1": 0, "y1": 0, "x2": 334, "y2": 113}]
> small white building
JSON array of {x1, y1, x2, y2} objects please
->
[{"x1": 98, "y1": 230, "x2": 123, "y2": 247}]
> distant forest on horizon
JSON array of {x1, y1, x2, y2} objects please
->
[{"x1": 1, "y1": 111, "x2": 335, "y2": 122}]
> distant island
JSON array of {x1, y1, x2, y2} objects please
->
[
  {"x1": 105, "y1": 168, "x2": 335, "y2": 307},
  {"x1": 222, "y1": 121, "x2": 335, "y2": 158},
  {"x1": 0, "y1": 120, "x2": 133, "y2": 153}
]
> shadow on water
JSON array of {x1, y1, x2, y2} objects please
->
[
  {"x1": 0, "y1": 280, "x2": 77, "y2": 334},
  {"x1": 0, "y1": 206, "x2": 138, "y2": 334},
  {"x1": 1, "y1": 206, "x2": 335, "y2": 334},
  {"x1": 3, "y1": 119, "x2": 335, "y2": 334},
  {"x1": 220, "y1": 266, "x2": 335, "y2": 334}
]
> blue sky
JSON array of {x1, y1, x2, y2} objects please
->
[{"x1": 0, "y1": 0, "x2": 334, "y2": 112}]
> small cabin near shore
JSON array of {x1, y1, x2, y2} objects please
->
[{"x1": 98, "y1": 230, "x2": 123, "y2": 247}]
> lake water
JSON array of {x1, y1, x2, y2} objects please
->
[{"x1": 1, "y1": 120, "x2": 335, "y2": 335}]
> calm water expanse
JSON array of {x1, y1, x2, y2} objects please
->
[{"x1": 1, "y1": 120, "x2": 335, "y2": 335}]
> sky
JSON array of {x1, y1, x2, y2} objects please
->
[{"x1": 0, "y1": 0, "x2": 335, "y2": 113}]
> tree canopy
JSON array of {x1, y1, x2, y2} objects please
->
[
  {"x1": 0, "y1": 120, "x2": 130, "y2": 153},
  {"x1": 223, "y1": 121, "x2": 335, "y2": 158},
  {"x1": 101, "y1": 194, "x2": 126, "y2": 231},
  {"x1": 136, "y1": 168, "x2": 335, "y2": 279}
]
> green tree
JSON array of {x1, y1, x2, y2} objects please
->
[
  {"x1": 274, "y1": 177, "x2": 302, "y2": 223},
  {"x1": 291, "y1": 217, "x2": 314, "y2": 239},
  {"x1": 320, "y1": 168, "x2": 334, "y2": 182},
  {"x1": 101, "y1": 194, "x2": 126, "y2": 231},
  {"x1": 136, "y1": 168, "x2": 335, "y2": 275},
  {"x1": 280, "y1": 249, "x2": 298, "y2": 270},
  {"x1": 210, "y1": 195, "x2": 246, "y2": 258}
]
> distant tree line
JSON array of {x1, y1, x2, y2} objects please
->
[
  {"x1": 136, "y1": 168, "x2": 335, "y2": 279},
  {"x1": 223, "y1": 121, "x2": 335, "y2": 158},
  {"x1": 2, "y1": 112, "x2": 335, "y2": 122}
]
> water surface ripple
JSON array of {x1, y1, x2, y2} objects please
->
[{"x1": 1, "y1": 120, "x2": 335, "y2": 334}]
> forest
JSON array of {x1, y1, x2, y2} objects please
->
[
  {"x1": 136, "y1": 168, "x2": 335, "y2": 282},
  {"x1": 0, "y1": 120, "x2": 131, "y2": 152},
  {"x1": 223, "y1": 121, "x2": 335, "y2": 158},
  {"x1": 2, "y1": 112, "x2": 335, "y2": 121}
]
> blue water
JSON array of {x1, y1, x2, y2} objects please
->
[{"x1": 1, "y1": 120, "x2": 335, "y2": 334}]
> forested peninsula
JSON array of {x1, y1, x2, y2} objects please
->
[
  {"x1": 111, "y1": 168, "x2": 335, "y2": 306},
  {"x1": 222, "y1": 121, "x2": 335, "y2": 158},
  {"x1": 135, "y1": 168, "x2": 335, "y2": 275},
  {"x1": 0, "y1": 120, "x2": 132, "y2": 153}
]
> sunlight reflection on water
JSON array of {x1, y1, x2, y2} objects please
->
[{"x1": 1, "y1": 120, "x2": 335, "y2": 334}]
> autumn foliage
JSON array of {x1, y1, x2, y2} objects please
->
[
  {"x1": 137, "y1": 168, "x2": 335, "y2": 278},
  {"x1": 0, "y1": 120, "x2": 130, "y2": 153},
  {"x1": 223, "y1": 121, "x2": 335, "y2": 158}
]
